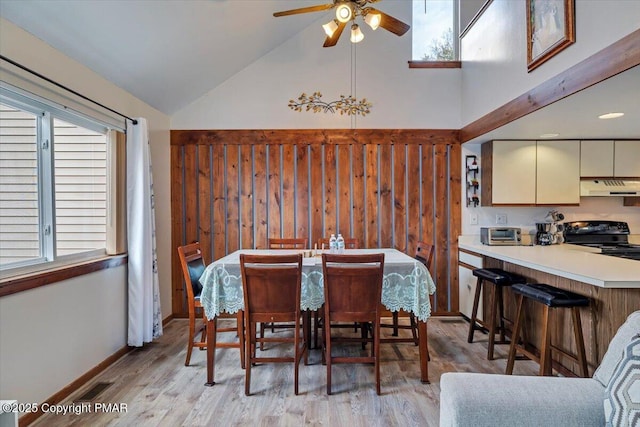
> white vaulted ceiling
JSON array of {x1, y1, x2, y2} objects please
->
[
  {"x1": 2, "y1": 1, "x2": 638, "y2": 141},
  {"x1": 0, "y1": 0, "x2": 324, "y2": 114}
]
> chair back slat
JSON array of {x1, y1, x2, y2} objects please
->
[{"x1": 268, "y1": 238, "x2": 308, "y2": 249}]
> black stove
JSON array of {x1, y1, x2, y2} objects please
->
[{"x1": 564, "y1": 221, "x2": 640, "y2": 261}]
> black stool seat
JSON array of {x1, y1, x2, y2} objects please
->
[
  {"x1": 512, "y1": 283, "x2": 589, "y2": 307},
  {"x1": 507, "y1": 283, "x2": 590, "y2": 377},
  {"x1": 472, "y1": 268, "x2": 526, "y2": 286},
  {"x1": 467, "y1": 268, "x2": 526, "y2": 360}
]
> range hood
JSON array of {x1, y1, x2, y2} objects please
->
[{"x1": 580, "y1": 179, "x2": 640, "y2": 196}]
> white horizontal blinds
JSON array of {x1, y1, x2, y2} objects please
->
[
  {"x1": 0, "y1": 104, "x2": 40, "y2": 264},
  {"x1": 53, "y1": 118, "x2": 107, "y2": 256}
]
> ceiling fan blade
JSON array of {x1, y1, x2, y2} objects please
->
[
  {"x1": 370, "y1": 8, "x2": 410, "y2": 36},
  {"x1": 323, "y1": 20, "x2": 347, "y2": 47},
  {"x1": 273, "y1": 4, "x2": 334, "y2": 17}
]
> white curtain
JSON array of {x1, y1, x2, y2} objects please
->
[{"x1": 126, "y1": 118, "x2": 162, "y2": 346}]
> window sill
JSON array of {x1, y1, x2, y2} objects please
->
[
  {"x1": 408, "y1": 60, "x2": 461, "y2": 69},
  {"x1": 0, "y1": 254, "x2": 128, "y2": 298}
]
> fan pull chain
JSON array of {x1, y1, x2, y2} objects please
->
[{"x1": 351, "y1": 42, "x2": 357, "y2": 129}]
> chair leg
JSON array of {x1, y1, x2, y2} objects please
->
[
  {"x1": 392, "y1": 312, "x2": 399, "y2": 336},
  {"x1": 467, "y1": 277, "x2": 483, "y2": 343},
  {"x1": 199, "y1": 310, "x2": 207, "y2": 348},
  {"x1": 497, "y1": 286, "x2": 506, "y2": 343},
  {"x1": 305, "y1": 310, "x2": 312, "y2": 350},
  {"x1": 321, "y1": 315, "x2": 327, "y2": 366},
  {"x1": 313, "y1": 310, "x2": 319, "y2": 349},
  {"x1": 410, "y1": 314, "x2": 419, "y2": 346},
  {"x1": 294, "y1": 317, "x2": 300, "y2": 396},
  {"x1": 325, "y1": 316, "x2": 332, "y2": 395},
  {"x1": 375, "y1": 319, "x2": 381, "y2": 396},
  {"x1": 506, "y1": 294, "x2": 524, "y2": 375},
  {"x1": 237, "y1": 311, "x2": 245, "y2": 369},
  {"x1": 260, "y1": 322, "x2": 265, "y2": 351},
  {"x1": 572, "y1": 307, "x2": 589, "y2": 377},
  {"x1": 539, "y1": 305, "x2": 551, "y2": 376},
  {"x1": 302, "y1": 313, "x2": 309, "y2": 366},
  {"x1": 185, "y1": 311, "x2": 196, "y2": 366},
  {"x1": 361, "y1": 322, "x2": 368, "y2": 350},
  {"x1": 245, "y1": 321, "x2": 253, "y2": 396},
  {"x1": 487, "y1": 283, "x2": 498, "y2": 360}
]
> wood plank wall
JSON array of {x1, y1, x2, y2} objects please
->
[{"x1": 170, "y1": 129, "x2": 461, "y2": 317}]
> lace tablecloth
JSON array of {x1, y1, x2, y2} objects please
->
[{"x1": 199, "y1": 248, "x2": 436, "y2": 322}]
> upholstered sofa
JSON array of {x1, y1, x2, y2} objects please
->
[{"x1": 439, "y1": 310, "x2": 640, "y2": 427}]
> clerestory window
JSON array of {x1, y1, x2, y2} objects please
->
[{"x1": 412, "y1": 0, "x2": 458, "y2": 61}]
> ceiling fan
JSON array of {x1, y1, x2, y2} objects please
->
[{"x1": 273, "y1": 0, "x2": 410, "y2": 47}]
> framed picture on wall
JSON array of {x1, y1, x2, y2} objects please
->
[{"x1": 527, "y1": 0, "x2": 575, "y2": 72}]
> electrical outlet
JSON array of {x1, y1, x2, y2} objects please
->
[
  {"x1": 469, "y1": 213, "x2": 478, "y2": 225},
  {"x1": 496, "y1": 214, "x2": 507, "y2": 225}
]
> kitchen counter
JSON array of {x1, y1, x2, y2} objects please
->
[{"x1": 459, "y1": 235, "x2": 640, "y2": 288}]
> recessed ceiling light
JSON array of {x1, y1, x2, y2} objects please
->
[
  {"x1": 539, "y1": 133, "x2": 559, "y2": 138},
  {"x1": 598, "y1": 112, "x2": 625, "y2": 119}
]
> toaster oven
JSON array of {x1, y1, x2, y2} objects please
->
[{"x1": 480, "y1": 227, "x2": 522, "y2": 246}]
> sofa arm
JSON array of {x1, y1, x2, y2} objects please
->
[{"x1": 439, "y1": 373, "x2": 605, "y2": 427}]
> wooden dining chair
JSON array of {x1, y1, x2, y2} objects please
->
[
  {"x1": 240, "y1": 253, "x2": 308, "y2": 395},
  {"x1": 268, "y1": 238, "x2": 308, "y2": 249},
  {"x1": 380, "y1": 242, "x2": 434, "y2": 345},
  {"x1": 316, "y1": 237, "x2": 359, "y2": 250},
  {"x1": 177, "y1": 242, "x2": 245, "y2": 367},
  {"x1": 262, "y1": 237, "x2": 309, "y2": 344},
  {"x1": 313, "y1": 236, "x2": 361, "y2": 344},
  {"x1": 321, "y1": 253, "x2": 385, "y2": 395}
]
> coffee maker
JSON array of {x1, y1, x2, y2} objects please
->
[
  {"x1": 536, "y1": 211, "x2": 565, "y2": 245},
  {"x1": 536, "y1": 222, "x2": 553, "y2": 245}
]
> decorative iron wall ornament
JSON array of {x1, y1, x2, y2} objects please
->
[{"x1": 288, "y1": 92, "x2": 372, "y2": 116}]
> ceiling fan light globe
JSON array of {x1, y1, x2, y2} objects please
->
[
  {"x1": 350, "y1": 24, "x2": 364, "y2": 43},
  {"x1": 365, "y1": 12, "x2": 381, "y2": 30},
  {"x1": 336, "y1": 3, "x2": 353, "y2": 23},
  {"x1": 323, "y1": 19, "x2": 339, "y2": 37}
]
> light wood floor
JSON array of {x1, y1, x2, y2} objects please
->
[{"x1": 32, "y1": 317, "x2": 539, "y2": 426}]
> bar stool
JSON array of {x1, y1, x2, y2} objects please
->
[
  {"x1": 467, "y1": 268, "x2": 526, "y2": 360},
  {"x1": 506, "y1": 283, "x2": 590, "y2": 377}
]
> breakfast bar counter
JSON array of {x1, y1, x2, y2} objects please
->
[
  {"x1": 457, "y1": 235, "x2": 640, "y2": 377},
  {"x1": 458, "y1": 235, "x2": 640, "y2": 288}
]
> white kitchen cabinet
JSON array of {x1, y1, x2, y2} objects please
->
[
  {"x1": 482, "y1": 140, "x2": 579, "y2": 205},
  {"x1": 482, "y1": 140, "x2": 537, "y2": 205},
  {"x1": 580, "y1": 140, "x2": 640, "y2": 178},
  {"x1": 581, "y1": 140, "x2": 614, "y2": 177},
  {"x1": 614, "y1": 140, "x2": 640, "y2": 177},
  {"x1": 458, "y1": 250, "x2": 483, "y2": 319},
  {"x1": 537, "y1": 140, "x2": 580, "y2": 205}
]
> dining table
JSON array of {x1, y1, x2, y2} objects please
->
[{"x1": 198, "y1": 248, "x2": 437, "y2": 385}]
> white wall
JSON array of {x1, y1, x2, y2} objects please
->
[
  {"x1": 0, "y1": 18, "x2": 171, "y2": 408},
  {"x1": 172, "y1": 1, "x2": 461, "y2": 129},
  {"x1": 0, "y1": 266, "x2": 126, "y2": 406},
  {"x1": 461, "y1": 0, "x2": 640, "y2": 126}
]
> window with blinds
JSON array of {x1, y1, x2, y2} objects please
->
[
  {"x1": 0, "y1": 101, "x2": 108, "y2": 269},
  {"x1": 0, "y1": 105, "x2": 39, "y2": 264}
]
